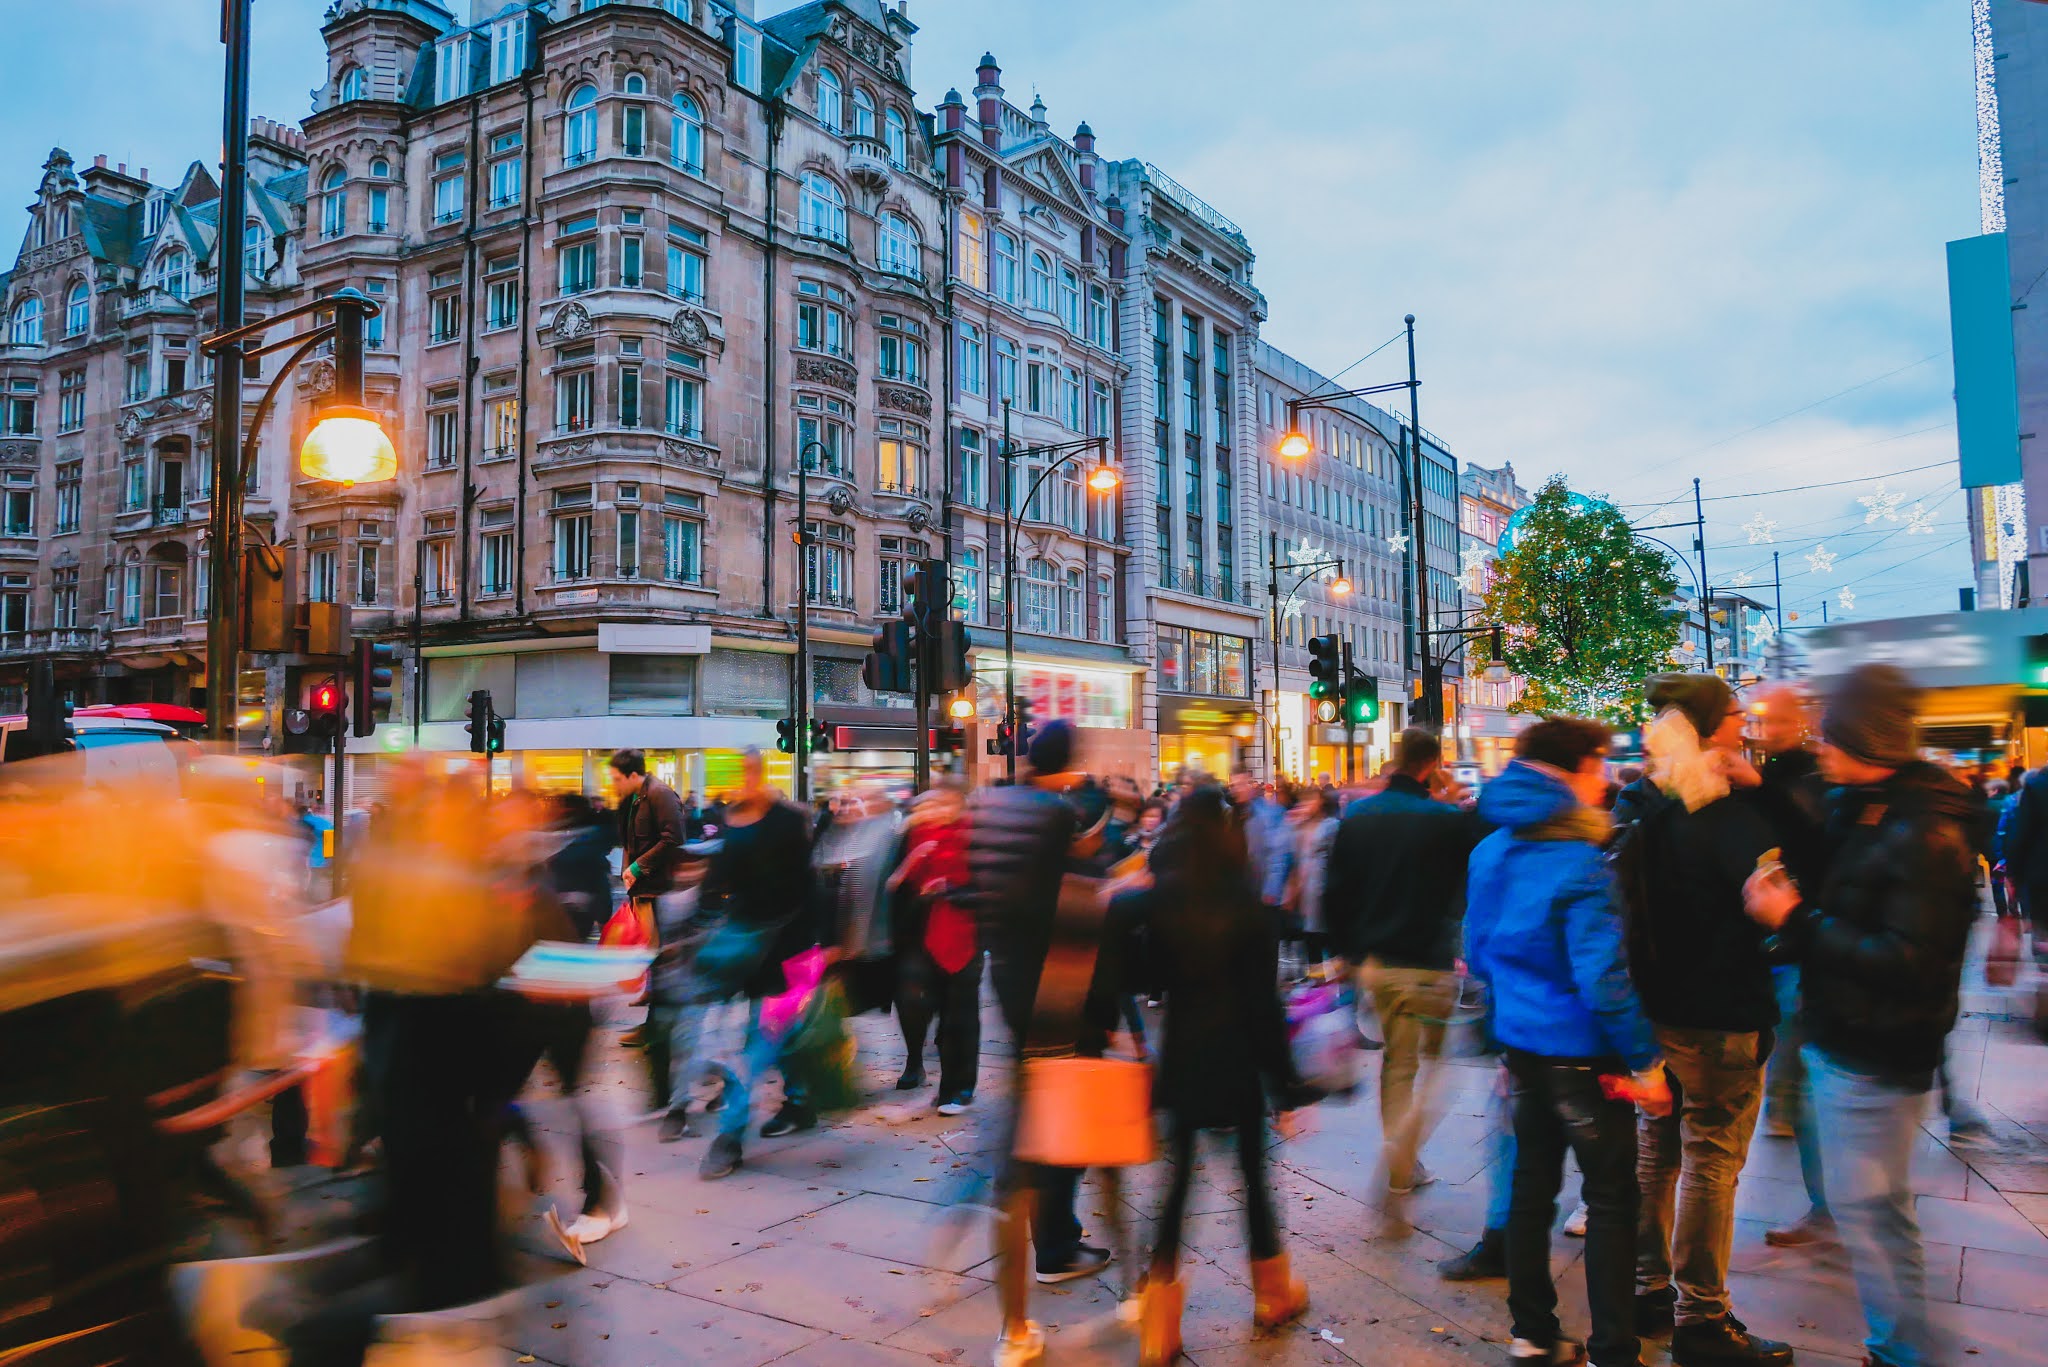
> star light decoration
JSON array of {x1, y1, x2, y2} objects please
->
[
  {"x1": 1742, "y1": 514, "x2": 1777, "y2": 544},
  {"x1": 1456, "y1": 545, "x2": 1491, "y2": 594},
  {"x1": 1728, "y1": 569, "x2": 1755, "y2": 589},
  {"x1": 1858, "y1": 483, "x2": 1906, "y2": 525},
  {"x1": 1386, "y1": 533, "x2": 1409, "y2": 555},
  {"x1": 1278, "y1": 539, "x2": 1344, "y2": 620},
  {"x1": 1905, "y1": 502, "x2": 1937, "y2": 535},
  {"x1": 1838, "y1": 588, "x2": 1856, "y2": 614},
  {"x1": 1805, "y1": 543, "x2": 1837, "y2": 575},
  {"x1": 1748, "y1": 616, "x2": 1779, "y2": 647}
]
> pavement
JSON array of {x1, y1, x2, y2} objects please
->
[{"x1": 253, "y1": 931, "x2": 2048, "y2": 1367}]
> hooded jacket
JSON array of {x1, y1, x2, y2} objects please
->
[
  {"x1": 1465, "y1": 760, "x2": 1661, "y2": 1070},
  {"x1": 1775, "y1": 760, "x2": 1981, "y2": 1083}
]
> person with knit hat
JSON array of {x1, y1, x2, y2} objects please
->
[
  {"x1": 1744, "y1": 664, "x2": 1982, "y2": 1367},
  {"x1": 1612, "y1": 674, "x2": 1793, "y2": 1367}
]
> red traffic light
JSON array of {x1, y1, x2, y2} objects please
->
[{"x1": 311, "y1": 682, "x2": 341, "y2": 711}]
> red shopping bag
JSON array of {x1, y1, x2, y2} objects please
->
[{"x1": 600, "y1": 900, "x2": 650, "y2": 949}]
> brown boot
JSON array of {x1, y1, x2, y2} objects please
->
[
  {"x1": 1138, "y1": 1271, "x2": 1184, "y2": 1366},
  {"x1": 1250, "y1": 1252, "x2": 1308, "y2": 1332}
]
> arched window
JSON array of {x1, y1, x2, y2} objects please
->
[
  {"x1": 338, "y1": 65, "x2": 366, "y2": 102},
  {"x1": 1062, "y1": 567, "x2": 1083, "y2": 637},
  {"x1": 64, "y1": 280, "x2": 88, "y2": 337},
  {"x1": 884, "y1": 108, "x2": 908, "y2": 168},
  {"x1": 816, "y1": 68, "x2": 842, "y2": 133},
  {"x1": 369, "y1": 157, "x2": 390, "y2": 177},
  {"x1": 798, "y1": 172, "x2": 846, "y2": 244},
  {"x1": 9, "y1": 295, "x2": 42, "y2": 346},
  {"x1": 1024, "y1": 558, "x2": 1057, "y2": 634},
  {"x1": 993, "y1": 231, "x2": 1019, "y2": 303},
  {"x1": 1027, "y1": 250, "x2": 1053, "y2": 311},
  {"x1": 563, "y1": 84, "x2": 598, "y2": 165},
  {"x1": 671, "y1": 92, "x2": 703, "y2": 173},
  {"x1": 243, "y1": 217, "x2": 266, "y2": 277},
  {"x1": 623, "y1": 72, "x2": 645, "y2": 95},
  {"x1": 1059, "y1": 267, "x2": 1081, "y2": 333},
  {"x1": 120, "y1": 550, "x2": 143, "y2": 626},
  {"x1": 852, "y1": 87, "x2": 876, "y2": 139},
  {"x1": 954, "y1": 546, "x2": 982, "y2": 622},
  {"x1": 320, "y1": 165, "x2": 347, "y2": 238},
  {"x1": 157, "y1": 248, "x2": 191, "y2": 300},
  {"x1": 877, "y1": 212, "x2": 919, "y2": 277}
]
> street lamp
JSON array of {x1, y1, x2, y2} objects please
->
[
  {"x1": 1272, "y1": 317, "x2": 1436, "y2": 727},
  {"x1": 787, "y1": 437, "x2": 830, "y2": 802},
  {"x1": 998, "y1": 399, "x2": 1120, "y2": 782},
  {"x1": 198, "y1": 287, "x2": 389, "y2": 741}
]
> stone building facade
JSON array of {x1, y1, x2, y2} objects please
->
[{"x1": 0, "y1": 0, "x2": 1484, "y2": 794}]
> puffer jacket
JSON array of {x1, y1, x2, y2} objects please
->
[
  {"x1": 1776, "y1": 761, "x2": 1981, "y2": 1083},
  {"x1": 965, "y1": 782, "x2": 1080, "y2": 1043},
  {"x1": 1465, "y1": 760, "x2": 1660, "y2": 1070}
]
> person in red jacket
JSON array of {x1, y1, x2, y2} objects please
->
[{"x1": 890, "y1": 786, "x2": 981, "y2": 1114}]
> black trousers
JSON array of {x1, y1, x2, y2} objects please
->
[
  {"x1": 898, "y1": 948, "x2": 984, "y2": 1099},
  {"x1": 1504, "y1": 1049, "x2": 1642, "y2": 1367},
  {"x1": 1153, "y1": 1105, "x2": 1281, "y2": 1269}
]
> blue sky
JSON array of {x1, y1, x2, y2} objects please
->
[{"x1": 1, "y1": 0, "x2": 1983, "y2": 632}]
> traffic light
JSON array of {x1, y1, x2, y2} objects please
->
[
  {"x1": 863, "y1": 619, "x2": 914, "y2": 695},
  {"x1": 1307, "y1": 632, "x2": 1342, "y2": 701},
  {"x1": 1012, "y1": 694, "x2": 1035, "y2": 753},
  {"x1": 2026, "y1": 634, "x2": 2048, "y2": 689},
  {"x1": 486, "y1": 711, "x2": 506, "y2": 755},
  {"x1": 775, "y1": 717, "x2": 797, "y2": 754},
  {"x1": 1343, "y1": 673, "x2": 1381, "y2": 726},
  {"x1": 465, "y1": 689, "x2": 493, "y2": 755},
  {"x1": 932, "y1": 618, "x2": 972, "y2": 693},
  {"x1": 1312, "y1": 697, "x2": 1339, "y2": 726},
  {"x1": 350, "y1": 639, "x2": 399, "y2": 738},
  {"x1": 309, "y1": 677, "x2": 346, "y2": 739},
  {"x1": 808, "y1": 719, "x2": 832, "y2": 754}
]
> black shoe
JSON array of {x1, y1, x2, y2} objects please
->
[
  {"x1": 896, "y1": 1065, "x2": 927, "y2": 1091},
  {"x1": 1034, "y1": 1242, "x2": 1112, "y2": 1284},
  {"x1": 1670, "y1": 1316, "x2": 1794, "y2": 1366},
  {"x1": 1439, "y1": 1228, "x2": 1506, "y2": 1281},
  {"x1": 698, "y1": 1133, "x2": 742, "y2": 1180},
  {"x1": 760, "y1": 1102, "x2": 817, "y2": 1139},
  {"x1": 1635, "y1": 1285, "x2": 1676, "y2": 1336},
  {"x1": 657, "y1": 1111, "x2": 696, "y2": 1143}
]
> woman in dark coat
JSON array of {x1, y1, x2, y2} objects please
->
[{"x1": 1093, "y1": 786, "x2": 1320, "y2": 1365}]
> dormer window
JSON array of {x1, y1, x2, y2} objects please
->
[
  {"x1": 490, "y1": 14, "x2": 527, "y2": 84},
  {"x1": 157, "y1": 248, "x2": 191, "y2": 301},
  {"x1": 436, "y1": 35, "x2": 472, "y2": 103}
]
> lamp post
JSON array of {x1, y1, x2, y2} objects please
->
[
  {"x1": 790, "y1": 438, "x2": 822, "y2": 802},
  {"x1": 997, "y1": 399, "x2": 1121, "y2": 782},
  {"x1": 1265, "y1": 536, "x2": 1351, "y2": 782},
  {"x1": 1276, "y1": 316, "x2": 1439, "y2": 725},
  {"x1": 199, "y1": 287, "x2": 390, "y2": 742}
]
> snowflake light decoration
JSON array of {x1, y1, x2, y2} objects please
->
[
  {"x1": 1728, "y1": 569, "x2": 1755, "y2": 589},
  {"x1": 1459, "y1": 546, "x2": 1490, "y2": 575},
  {"x1": 1806, "y1": 543, "x2": 1837, "y2": 575},
  {"x1": 1858, "y1": 483, "x2": 1906, "y2": 524},
  {"x1": 1386, "y1": 533, "x2": 1409, "y2": 554},
  {"x1": 1838, "y1": 587, "x2": 1856, "y2": 614},
  {"x1": 1748, "y1": 616, "x2": 1779, "y2": 647},
  {"x1": 1905, "y1": 502, "x2": 1937, "y2": 535},
  {"x1": 1713, "y1": 637, "x2": 1732, "y2": 659},
  {"x1": 1742, "y1": 514, "x2": 1777, "y2": 545}
]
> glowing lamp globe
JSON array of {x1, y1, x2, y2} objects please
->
[
  {"x1": 1087, "y1": 460, "x2": 1121, "y2": 493},
  {"x1": 300, "y1": 405, "x2": 397, "y2": 486},
  {"x1": 1277, "y1": 429, "x2": 1311, "y2": 460},
  {"x1": 947, "y1": 696, "x2": 976, "y2": 720},
  {"x1": 1329, "y1": 575, "x2": 1354, "y2": 596}
]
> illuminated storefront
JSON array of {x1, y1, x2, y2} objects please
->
[
  {"x1": 1156, "y1": 624, "x2": 1256, "y2": 786},
  {"x1": 969, "y1": 653, "x2": 1150, "y2": 783}
]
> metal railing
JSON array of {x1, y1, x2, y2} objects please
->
[{"x1": 1156, "y1": 566, "x2": 1256, "y2": 605}]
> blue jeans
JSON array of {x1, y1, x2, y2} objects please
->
[
  {"x1": 1769, "y1": 968, "x2": 1828, "y2": 1215},
  {"x1": 716, "y1": 1001, "x2": 806, "y2": 1143},
  {"x1": 1486, "y1": 1065, "x2": 1515, "y2": 1232},
  {"x1": 1806, "y1": 1045, "x2": 1932, "y2": 1367}
]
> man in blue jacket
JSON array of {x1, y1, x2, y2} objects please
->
[{"x1": 1467, "y1": 718, "x2": 1672, "y2": 1367}]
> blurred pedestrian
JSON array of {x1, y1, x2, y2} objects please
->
[
  {"x1": 1466, "y1": 718, "x2": 1672, "y2": 1367},
  {"x1": 1743, "y1": 665, "x2": 1980, "y2": 1367},
  {"x1": 1285, "y1": 785, "x2": 1341, "y2": 967},
  {"x1": 1613, "y1": 675, "x2": 1791, "y2": 1366},
  {"x1": 890, "y1": 786, "x2": 982, "y2": 1113},
  {"x1": 610, "y1": 749, "x2": 688, "y2": 1047},
  {"x1": 1229, "y1": 767, "x2": 1295, "y2": 930},
  {"x1": 1093, "y1": 786, "x2": 1321, "y2": 1365},
  {"x1": 1323, "y1": 727, "x2": 1486, "y2": 1204}
]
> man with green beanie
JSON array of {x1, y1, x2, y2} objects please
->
[
  {"x1": 1744, "y1": 664, "x2": 1981, "y2": 1367},
  {"x1": 1615, "y1": 673, "x2": 1792, "y2": 1366}
]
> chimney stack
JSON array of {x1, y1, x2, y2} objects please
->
[
  {"x1": 1074, "y1": 121, "x2": 1096, "y2": 192},
  {"x1": 974, "y1": 53, "x2": 1003, "y2": 150},
  {"x1": 94, "y1": 154, "x2": 107, "y2": 169}
]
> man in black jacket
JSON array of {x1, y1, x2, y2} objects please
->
[
  {"x1": 1322, "y1": 727, "x2": 1485, "y2": 1202},
  {"x1": 1621, "y1": 675, "x2": 1792, "y2": 1367},
  {"x1": 1745, "y1": 664, "x2": 1980, "y2": 1367},
  {"x1": 966, "y1": 721, "x2": 1113, "y2": 1367},
  {"x1": 612, "y1": 749, "x2": 687, "y2": 1049}
]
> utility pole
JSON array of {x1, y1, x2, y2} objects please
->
[
  {"x1": 204, "y1": 0, "x2": 253, "y2": 740},
  {"x1": 1772, "y1": 550, "x2": 1784, "y2": 680},
  {"x1": 1404, "y1": 317, "x2": 1435, "y2": 728},
  {"x1": 1694, "y1": 477, "x2": 1713, "y2": 674}
]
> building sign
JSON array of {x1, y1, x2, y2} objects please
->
[
  {"x1": 974, "y1": 659, "x2": 1133, "y2": 729},
  {"x1": 1158, "y1": 695, "x2": 1256, "y2": 736},
  {"x1": 1805, "y1": 608, "x2": 2048, "y2": 689}
]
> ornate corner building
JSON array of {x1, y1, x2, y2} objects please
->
[{"x1": 0, "y1": 0, "x2": 1477, "y2": 794}]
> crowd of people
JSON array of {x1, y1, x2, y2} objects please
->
[{"x1": 3, "y1": 656, "x2": 2025, "y2": 1367}]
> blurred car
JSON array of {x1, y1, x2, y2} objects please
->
[{"x1": 0, "y1": 713, "x2": 195, "y2": 786}]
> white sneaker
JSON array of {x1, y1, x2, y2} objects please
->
[
  {"x1": 937, "y1": 1094, "x2": 974, "y2": 1117},
  {"x1": 564, "y1": 1207, "x2": 628, "y2": 1245},
  {"x1": 1562, "y1": 1201, "x2": 1589, "y2": 1237},
  {"x1": 993, "y1": 1320, "x2": 1045, "y2": 1367},
  {"x1": 1508, "y1": 1336, "x2": 1585, "y2": 1364}
]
